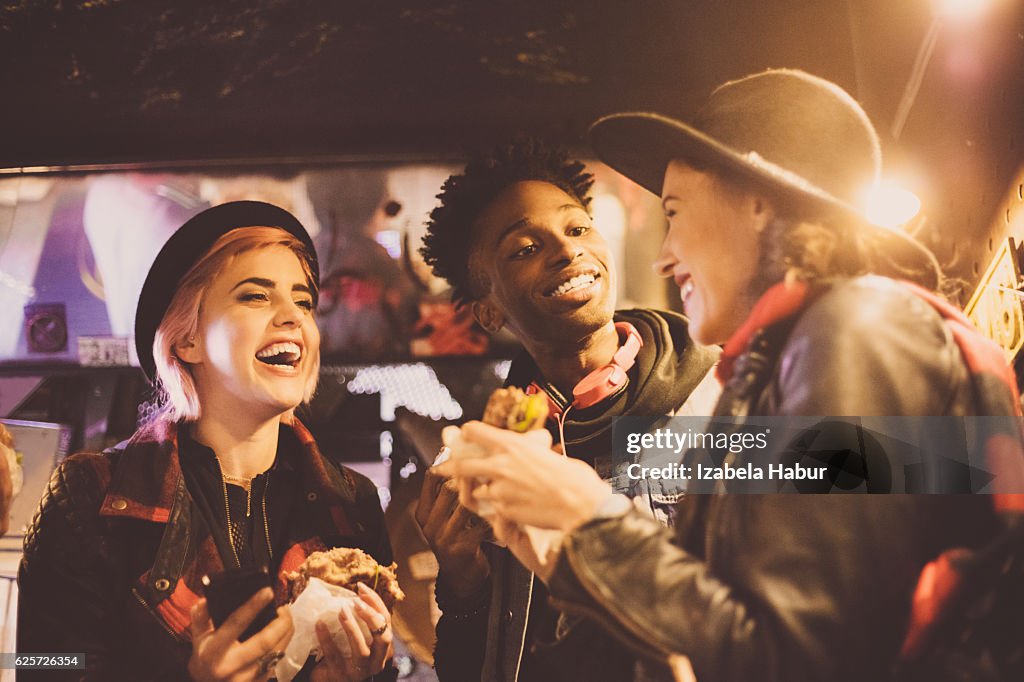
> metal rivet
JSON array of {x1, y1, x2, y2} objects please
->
[
  {"x1": 154, "y1": 578, "x2": 171, "y2": 592},
  {"x1": 504, "y1": 610, "x2": 514, "y2": 624},
  {"x1": 306, "y1": 492, "x2": 318, "y2": 502},
  {"x1": 111, "y1": 499, "x2": 128, "y2": 511}
]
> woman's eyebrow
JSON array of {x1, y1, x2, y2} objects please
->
[
  {"x1": 231, "y1": 277, "x2": 275, "y2": 291},
  {"x1": 230, "y1": 277, "x2": 312, "y2": 295}
]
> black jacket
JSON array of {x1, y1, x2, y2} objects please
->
[
  {"x1": 18, "y1": 418, "x2": 395, "y2": 681},
  {"x1": 545, "y1": 277, "x2": 1005, "y2": 681}
]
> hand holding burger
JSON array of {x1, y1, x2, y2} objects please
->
[{"x1": 280, "y1": 548, "x2": 404, "y2": 682}]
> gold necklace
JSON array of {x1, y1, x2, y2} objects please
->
[
  {"x1": 222, "y1": 473, "x2": 253, "y2": 493},
  {"x1": 216, "y1": 459, "x2": 273, "y2": 568}
]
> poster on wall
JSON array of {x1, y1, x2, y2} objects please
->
[{"x1": 0, "y1": 162, "x2": 666, "y2": 368}]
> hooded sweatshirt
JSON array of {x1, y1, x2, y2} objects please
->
[
  {"x1": 506, "y1": 308, "x2": 720, "y2": 475},
  {"x1": 434, "y1": 308, "x2": 719, "y2": 682}
]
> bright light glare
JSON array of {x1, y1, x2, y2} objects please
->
[
  {"x1": 932, "y1": 0, "x2": 995, "y2": 21},
  {"x1": 863, "y1": 181, "x2": 922, "y2": 229}
]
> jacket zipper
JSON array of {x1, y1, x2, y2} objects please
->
[{"x1": 131, "y1": 587, "x2": 187, "y2": 643}]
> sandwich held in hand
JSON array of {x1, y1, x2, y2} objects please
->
[
  {"x1": 276, "y1": 548, "x2": 404, "y2": 682},
  {"x1": 285, "y1": 547, "x2": 405, "y2": 609},
  {"x1": 481, "y1": 387, "x2": 549, "y2": 433},
  {"x1": 447, "y1": 387, "x2": 549, "y2": 516}
]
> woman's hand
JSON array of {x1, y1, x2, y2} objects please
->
[
  {"x1": 438, "y1": 421, "x2": 612, "y2": 534},
  {"x1": 188, "y1": 588, "x2": 293, "y2": 682},
  {"x1": 310, "y1": 583, "x2": 393, "y2": 682}
]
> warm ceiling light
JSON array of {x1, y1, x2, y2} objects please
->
[{"x1": 863, "y1": 180, "x2": 923, "y2": 229}]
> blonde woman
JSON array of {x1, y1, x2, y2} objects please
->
[{"x1": 19, "y1": 202, "x2": 397, "y2": 681}]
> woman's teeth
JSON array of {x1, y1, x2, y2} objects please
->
[
  {"x1": 549, "y1": 273, "x2": 596, "y2": 297},
  {"x1": 256, "y1": 342, "x2": 302, "y2": 366}
]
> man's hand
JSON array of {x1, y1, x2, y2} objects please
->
[{"x1": 414, "y1": 463, "x2": 492, "y2": 598}]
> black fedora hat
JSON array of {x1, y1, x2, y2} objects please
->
[
  {"x1": 134, "y1": 200, "x2": 319, "y2": 383},
  {"x1": 589, "y1": 69, "x2": 881, "y2": 220}
]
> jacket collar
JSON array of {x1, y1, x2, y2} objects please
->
[
  {"x1": 100, "y1": 417, "x2": 353, "y2": 535},
  {"x1": 100, "y1": 419, "x2": 180, "y2": 523}
]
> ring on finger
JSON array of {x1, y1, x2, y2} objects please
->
[{"x1": 370, "y1": 622, "x2": 388, "y2": 637}]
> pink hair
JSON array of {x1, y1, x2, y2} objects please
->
[{"x1": 152, "y1": 226, "x2": 319, "y2": 422}]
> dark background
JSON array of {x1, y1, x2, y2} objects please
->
[{"x1": 1, "y1": 0, "x2": 1022, "y2": 291}]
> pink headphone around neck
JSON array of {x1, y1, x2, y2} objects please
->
[{"x1": 527, "y1": 321, "x2": 643, "y2": 417}]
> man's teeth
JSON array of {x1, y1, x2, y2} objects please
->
[
  {"x1": 681, "y1": 280, "x2": 695, "y2": 298},
  {"x1": 256, "y1": 342, "x2": 302, "y2": 363},
  {"x1": 551, "y1": 273, "x2": 596, "y2": 296}
]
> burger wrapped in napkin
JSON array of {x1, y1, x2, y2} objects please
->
[
  {"x1": 444, "y1": 387, "x2": 548, "y2": 517},
  {"x1": 276, "y1": 548, "x2": 405, "y2": 682}
]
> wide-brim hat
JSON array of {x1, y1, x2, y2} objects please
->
[
  {"x1": 589, "y1": 69, "x2": 881, "y2": 221},
  {"x1": 134, "y1": 200, "x2": 319, "y2": 383}
]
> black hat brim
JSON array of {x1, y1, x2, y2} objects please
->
[
  {"x1": 589, "y1": 112, "x2": 862, "y2": 220},
  {"x1": 589, "y1": 111, "x2": 942, "y2": 290},
  {"x1": 134, "y1": 200, "x2": 318, "y2": 383}
]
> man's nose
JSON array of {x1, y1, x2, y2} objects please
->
[{"x1": 548, "y1": 233, "x2": 582, "y2": 266}]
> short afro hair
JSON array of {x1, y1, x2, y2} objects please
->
[{"x1": 420, "y1": 138, "x2": 594, "y2": 306}]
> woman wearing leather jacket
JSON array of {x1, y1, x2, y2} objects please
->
[
  {"x1": 18, "y1": 202, "x2": 397, "y2": 681},
  {"x1": 439, "y1": 70, "x2": 1023, "y2": 681}
]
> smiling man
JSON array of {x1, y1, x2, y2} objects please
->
[{"x1": 417, "y1": 139, "x2": 720, "y2": 682}]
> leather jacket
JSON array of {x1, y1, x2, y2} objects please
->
[
  {"x1": 17, "y1": 418, "x2": 395, "y2": 681},
  {"x1": 544, "y1": 277, "x2": 1005, "y2": 681}
]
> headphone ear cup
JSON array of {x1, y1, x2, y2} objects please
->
[
  {"x1": 572, "y1": 364, "x2": 629, "y2": 410},
  {"x1": 571, "y1": 322, "x2": 642, "y2": 409},
  {"x1": 611, "y1": 322, "x2": 643, "y2": 372},
  {"x1": 529, "y1": 322, "x2": 643, "y2": 417}
]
